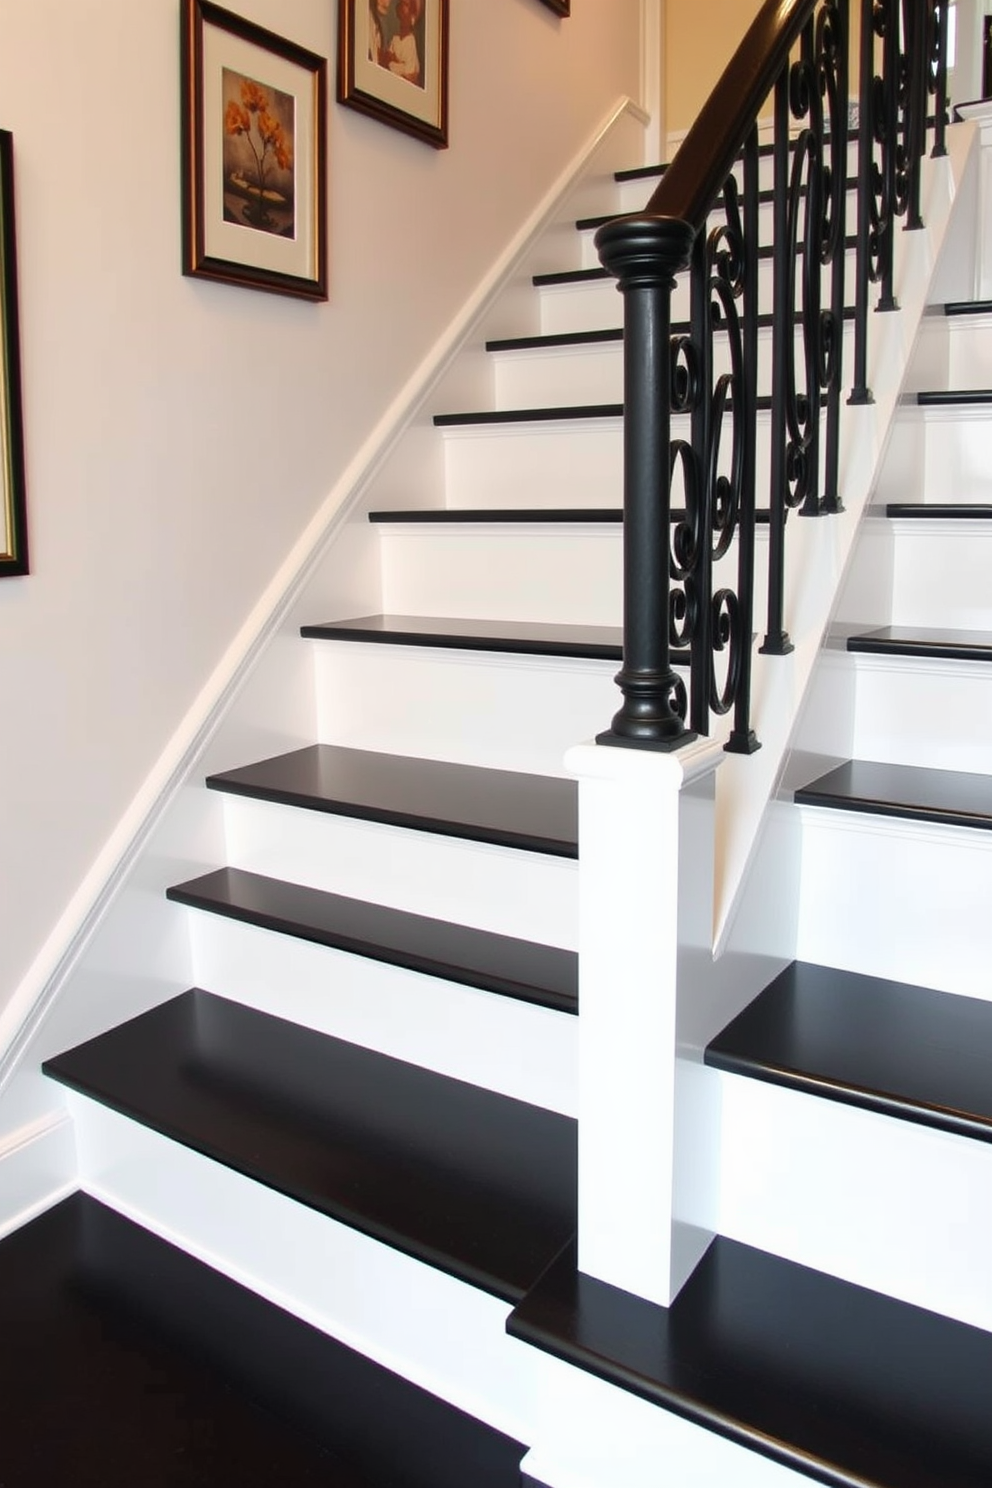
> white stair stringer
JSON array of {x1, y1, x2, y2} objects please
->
[
  {"x1": 187, "y1": 912, "x2": 578, "y2": 1116},
  {"x1": 710, "y1": 121, "x2": 977, "y2": 953}
]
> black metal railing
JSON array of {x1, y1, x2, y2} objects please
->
[{"x1": 595, "y1": 0, "x2": 949, "y2": 753}]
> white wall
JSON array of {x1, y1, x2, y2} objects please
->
[{"x1": 0, "y1": 0, "x2": 642, "y2": 1027}]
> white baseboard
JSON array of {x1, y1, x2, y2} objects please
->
[{"x1": 0, "y1": 1113, "x2": 77, "y2": 1241}]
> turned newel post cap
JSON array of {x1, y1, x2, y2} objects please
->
[{"x1": 595, "y1": 214, "x2": 696, "y2": 290}]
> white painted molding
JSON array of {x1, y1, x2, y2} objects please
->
[
  {"x1": 640, "y1": 0, "x2": 664, "y2": 165},
  {"x1": 0, "y1": 1112, "x2": 77, "y2": 1241},
  {"x1": 0, "y1": 94, "x2": 647, "y2": 1099}
]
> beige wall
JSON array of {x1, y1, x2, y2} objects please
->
[
  {"x1": 664, "y1": 1, "x2": 862, "y2": 140},
  {"x1": 665, "y1": 0, "x2": 761, "y2": 138}
]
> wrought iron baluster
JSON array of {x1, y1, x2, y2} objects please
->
[
  {"x1": 762, "y1": 70, "x2": 795, "y2": 655},
  {"x1": 820, "y1": 0, "x2": 849, "y2": 512},
  {"x1": 725, "y1": 126, "x2": 761, "y2": 754}
]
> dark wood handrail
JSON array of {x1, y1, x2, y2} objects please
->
[{"x1": 647, "y1": 0, "x2": 816, "y2": 228}]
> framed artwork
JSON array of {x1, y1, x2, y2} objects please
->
[
  {"x1": 0, "y1": 131, "x2": 27, "y2": 577},
  {"x1": 338, "y1": 0, "x2": 449, "y2": 149},
  {"x1": 538, "y1": 0, "x2": 570, "y2": 14},
  {"x1": 181, "y1": 0, "x2": 328, "y2": 300}
]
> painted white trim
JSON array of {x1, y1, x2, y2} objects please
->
[
  {"x1": 640, "y1": 0, "x2": 664, "y2": 165},
  {"x1": 0, "y1": 94, "x2": 647, "y2": 1097},
  {"x1": 0, "y1": 1112, "x2": 77, "y2": 1241}
]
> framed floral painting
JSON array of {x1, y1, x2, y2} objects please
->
[
  {"x1": 338, "y1": 0, "x2": 449, "y2": 149},
  {"x1": 181, "y1": 0, "x2": 328, "y2": 300},
  {"x1": 0, "y1": 130, "x2": 27, "y2": 577}
]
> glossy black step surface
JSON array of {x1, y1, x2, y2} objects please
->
[
  {"x1": 705, "y1": 961, "x2": 992, "y2": 1142},
  {"x1": 369, "y1": 506, "x2": 624, "y2": 522},
  {"x1": 794, "y1": 759, "x2": 992, "y2": 831},
  {"x1": 167, "y1": 866, "x2": 578, "y2": 1015},
  {"x1": 302, "y1": 613, "x2": 622, "y2": 661},
  {"x1": 508, "y1": 1238, "x2": 992, "y2": 1488},
  {"x1": 433, "y1": 401, "x2": 622, "y2": 426},
  {"x1": 44, "y1": 992, "x2": 577, "y2": 1302},
  {"x1": 206, "y1": 744, "x2": 578, "y2": 858},
  {"x1": 886, "y1": 502, "x2": 992, "y2": 519},
  {"x1": 435, "y1": 397, "x2": 772, "y2": 429},
  {"x1": 367, "y1": 507, "x2": 772, "y2": 525},
  {"x1": 916, "y1": 388, "x2": 992, "y2": 406},
  {"x1": 847, "y1": 625, "x2": 992, "y2": 663},
  {"x1": 0, "y1": 1194, "x2": 525, "y2": 1488},
  {"x1": 943, "y1": 300, "x2": 992, "y2": 316}
]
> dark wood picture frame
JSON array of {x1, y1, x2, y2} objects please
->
[
  {"x1": 0, "y1": 130, "x2": 28, "y2": 577},
  {"x1": 538, "y1": 0, "x2": 571, "y2": 15},
  {"x1": 181, "y1": 0, "x2": 328, "y2": 301},
  {"x1": 338, "y1": 0, "x2": 449, "y2": 149}
]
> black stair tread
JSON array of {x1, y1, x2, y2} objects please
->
[
  {"x1": 916, "y1": 388, "x2": 992, "y2": 405},
  {"x1": 886, "y1": 502, "x2": 992, "y2": 519},
  {"x1": 943, "y1": 299, "x2": 992, "y2": 315},
  {"x1": 705, "y1": 961, "x2": 992, "y2": 1142},
  {"x1": 846, "y1": 625, "x2": 992, "y2": 663},
  {"x1": 44, "y1": 991, "x2": 578, "y2": 1303},
  {"x1": 205, "y1": 744, "x2": 578, "y2": 858},
  {"x1": 167, "y1": 866, "x2": 578, "y2": 1015},
  {"x1": 485, "y1": 306, "x2": 854, "y2": 354},
  {"x1": 794, "y1": 759, "x2": 992, "y2": 831},
  {"x1": 302, "y1": 613, "x2": 624, "y2": 661},
  {"x1": 366, "y1": 507, "x2": 772, "y2": 525},
  {"x1": 0, "y1": 1195, "x2": 525, "y2": 1488},
  {"x1": 507, "y1": 1237, "x2": 992, "y2": 1488},
  {"x1": 434, "y1": 402, "x2": 622, "y2": 426},
  {"x1": 370, "y1": 506, "x2": 624, "y2": 522},
  {"x1": 434, "y1": 396, "x2": 773, "y2": 429}
]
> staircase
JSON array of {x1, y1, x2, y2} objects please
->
[{"x1": 3, "y1": 94, "x2": 992, "y2": 1488}]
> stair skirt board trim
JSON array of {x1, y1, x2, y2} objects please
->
[
  {"x1": 0, "y1": 1114, "x2": 77, "y2": 1241},
  {"x1": 65, "y1": 1093, "x2": 546, "y2": 1446},
  {"x1": 0, "y1": 92, "x2": 646, "y2": 1096}
]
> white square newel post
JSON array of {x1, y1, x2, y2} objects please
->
[{"x1": 566, "y1": 735, "x2": 725, "y2": 1308}]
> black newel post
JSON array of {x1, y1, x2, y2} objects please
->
[{"x1": 595, "y1": 216, "x2": 698, "y2": 752}]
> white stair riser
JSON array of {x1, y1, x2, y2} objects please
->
[
  {"x1": 614, "y1": 146, "x2": 861, "y2": 215},
  {"x1": 379, "y1": 524, "x2": 624, "y2": 624},
  {"x1": 890, "y1": 521, "x2": 992, "y2": 629},
  {"x1": 65, "y1": 1094, "x2": 542, "y2": 1446},
  {"x1": 796, "y1": 808, "x2": 992, "y2": 998},
  {"x1": 311, "y1": 644, "x2": 619, "y2": 777},
  {"x1": 442, "y1": 413, "x2": 790, "y2": 509},
  {"x1": 577, "y1": 198, "x2": 786, "y2": 269},
  {"x1": 882, "y1": 405, "x2": 992, "y2": 505},
  {"x1": 907, "y1": 311, "x2": 992, "y2": 391},
  {"x1": 850, "y1": 653, "x2": 992, "y2": 773},
  {"x1": 220, "y1": 795, "x2": 579, "y2": 950},
  {"x1": 538, "y1": 250, "x2": 855, "y2": 336},
  {"x1": 708, "y1": 1065, "x2": 992, "y2": 1333},
  {"x1": 801, "y1": 650, "x2": 992, "y2": 773},
  {"x1": 373, "y1": 524, "x2": 772, "y2": 635},
  {"x1": 491, "y1": 329, "x2": 855, "y2": 411},
  {"x1": 186, "y1": 914, "x2": 578, "y2": 1116}
]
